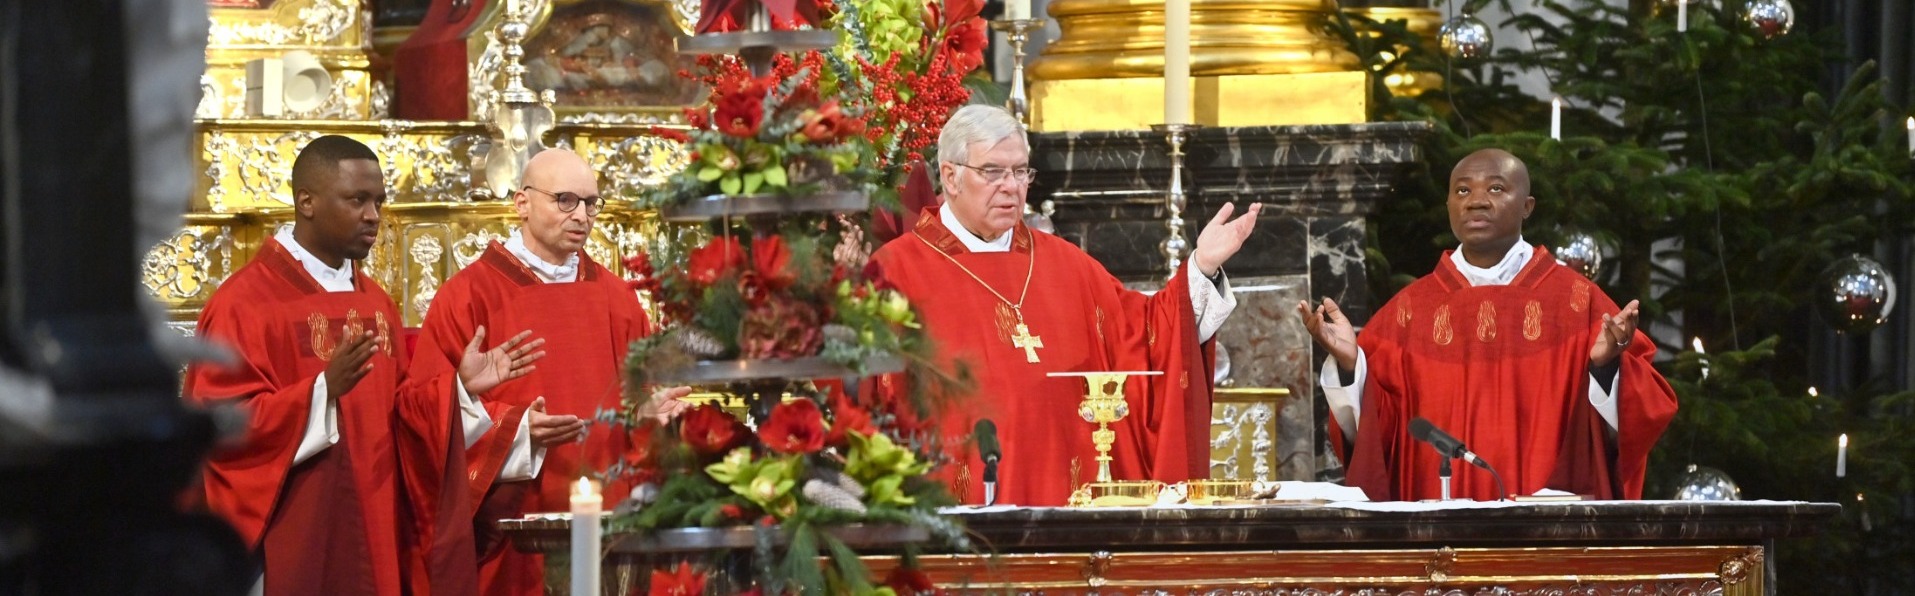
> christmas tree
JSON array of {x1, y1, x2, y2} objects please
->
[{"x1": 1340, "y1": 0, "x2": 1915, "y2": 589}]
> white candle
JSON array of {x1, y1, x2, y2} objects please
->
[
  {"x1": 1676, "y1": 0, "x2": 1688, "y2": 33},
  {"x1": 570, "y1": 477, "x2": 602, "y2": 595},
  {"x1": 1837, "y1": 434, "x2": 1848, "y2": 478},
  {"x1": 1905, "y1": 117, "x2": 1913, "y2": 158},
  {"x1": 1550, "y1": 96, "x2": 1563, "y2": 141},
  {"x1": 1008, "y1": 0, "x2": 1031, "y2": 21},
  {"x1": 1692, "y1": 338, "x2": 1709, "y2": 381},
  {"x1": 1163, "y1": 0, "x2": 1192, "y2": 125}
]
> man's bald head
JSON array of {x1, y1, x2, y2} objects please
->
[
  {"x1": 514, "y1": 149, "x2": 601, "y2": 265},
  {"x1": 1446, "y1": 148, "x2": 1536, "y2": 268}
]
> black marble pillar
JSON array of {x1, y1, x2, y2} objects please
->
[{"x1": 1029, "y1": 122, "x2": 1433, "y2": 480}]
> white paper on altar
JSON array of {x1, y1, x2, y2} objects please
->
[
  {"x1": 1044, "y1": 371, "x2": 1164, "y2": 377},
  {"x1": 1271, "y1": 481, "x2": 1370, "y2": 502}
]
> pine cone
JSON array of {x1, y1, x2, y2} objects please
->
[
  {"x1": 827, "y1": 469, "x2": 867, "y2": 499},
  {"x1": 676, "y1": 327, "x2": 728, "y2": 358},
  {"x1": 802, "y1": 479, "x2": 867, "y2": 513}
]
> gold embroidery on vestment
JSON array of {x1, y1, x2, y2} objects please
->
[
  {"x1": 1571, "y1": 282, "x2": 1590, "y2": 313},
  {"x1": 1433, "y1": 305, "x2": 1453, "y2": 346},
  {"x1": 309, "y1": 313, "x2": 335, "y2": 360},
  {"x1": 1524, "y1": 301, "x2": 1543, "y2": 341},
  {"x1": 1477, "y1": 301, "x2": 1497, "y2": 342}
]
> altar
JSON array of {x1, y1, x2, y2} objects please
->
[{"x1": 505, "y1": 500, "x2": 1836, "y2": 594}]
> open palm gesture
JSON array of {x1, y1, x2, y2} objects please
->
[{"x1": 459, "y1": 326, "x2": 545, "y2": 395}]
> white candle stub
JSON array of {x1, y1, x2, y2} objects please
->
[{"x1": 1837, "y1": 434, "x2": 1848, "y2": 478}]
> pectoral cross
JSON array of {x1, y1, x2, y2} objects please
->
[{"x1": 1011, "y1": 322, "x2": 1044, "y2": 363}]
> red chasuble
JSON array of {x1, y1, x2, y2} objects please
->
[
  {"x1": 870, "y1": 207, "x2": 1215, "y2": 506},
  {"x1": 397, "y1": 241, "x2": 651, "y2": 596},
  {"x1": 184, "y1": 238, "x2": 405, "y2": 596},
  {"x1": 1332, "y1": 246, "x2": 1679, "y2": 501}
]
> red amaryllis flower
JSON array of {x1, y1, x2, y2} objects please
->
[
  {"x1": 712, "y1": 77, "x2": 768, "y2": 138},
  {"x1": 687, "y1": 235, "x2": 745, "y2": 285},
  {"x1": 941, "y1": 17, "x2": 989, "y2": 73},
  {"x1": 825, "y1": 391, "x2": 876, "y2": 448},
  {"x1": 884, "y1": 566, "x2": 940, "y2": 595},
  {"x1": 798, "y1": 102, "x2": 848, "y2": 143},
  {"x1": 925, "y1": 0, "x2": 983, "y2": 29},
  {"x1": 623, "y1": 421, "x2": 658, "y2": 470},
  {"x1": 680, "y1": 405, "x2": 749, "y2": 457},
  {"x1": 752, "y1": 235, "x2": 795, "y2": 290},
  {"x1": 649, "y1": 562, "x2": 706, "y2": 596},
  {"x1": 758, "y1": 398, "x2": 827, "y2": 454}
]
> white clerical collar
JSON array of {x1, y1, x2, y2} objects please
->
[
  {"x1": 939, "y1": 205, "x2": 1013, "y2": 253},
  {"x1": 507, "y1": 228, "x2": 580, "y2": 283},
  {"x1": 1449, "y1": 237, "x2": 1532, "y2": 287},
  {"x1": 274, "y1": 227, "x2": 355, "y2": 293}
]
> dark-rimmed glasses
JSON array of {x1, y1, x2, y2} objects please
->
[
  {"x1": 951, "y1": 162, "x2": 1038, "y2": 185},
  {"x1": 522, "y1": 186, "x2": 603, "y2": 214}
]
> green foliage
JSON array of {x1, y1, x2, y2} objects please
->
[{"x1": 1347, "y1": 1, "x2": 1915, "y2": 589}]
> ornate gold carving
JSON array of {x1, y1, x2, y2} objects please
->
[
  {"x1": 1425, "y1": 545, "x2": 1456, "y2": 582},
  {"x1": 143, "y1": 225, "x2": 238, "y2": 305},
  {"x1": 1524, "y1": 300, "x2": 1543, "y2": 341},
  {"x1": 1081, "y1": 551, "x2": 1113, "y2": 588},
  {"x1": 582, "y1": 133, "x2": 691, "y2": 197},
  {"x1": 1432, "y1": 304, "x2": 1452, "y2": 346},
  {"x1": 1210, "y1": 388, "x2": 1288, "y2": 482},
  {"x1": 408, "y1": 233, "x2": 446, "y2": 318},
  {"x1": 1720, "y1": 546, "x2": 1764, "y2": 587},
  {"x1": 207, "y1": 0, "x2": 360, "y2": 47},
  {"x1": 1476, "y1": 300, "x2": 1497, "y2": 343}
]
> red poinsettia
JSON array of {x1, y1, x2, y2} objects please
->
[
  {"x1": 681, "y1": 404, "x2": 750, "y2": 457},
  {"x1": 825, "y1": 391, "x2": 876, "y2": 449},
  {"x1": 649, "y1": 562, "x2": 706, "y2": 596},
  {"x1": 712, "y1": 76, "x2": 769, "y2": 138},
  {"x1": 752, "y1": 235, "x2": 795, "y2": 290},
  {"x1": 884, "y1": 566, "x2": 941, "y2": 595},
  {"x1": 758, "y1": 398, "x2": 827, "y2": 454},
  {"x1": 687, "y1": 235, "x2": 746, "y2": 285}
]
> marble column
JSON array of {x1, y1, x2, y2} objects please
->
[{"x1": 1030, "y1": 122, "x2": 1433, "y2": 480}]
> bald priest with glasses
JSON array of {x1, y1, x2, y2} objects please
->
[
  {"x1": 868, "y1": 105, "x2": 1264, "y2": 506},
  {"x1": 397, "y1": 149, "x2": 689, "y2": 595}
]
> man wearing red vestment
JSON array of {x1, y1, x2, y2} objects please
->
[
  {"x1": 398, "y1": 149, "x2": 687, "y2": 595},
  {"x1": 184, "y1": 135, "x2": 405, "y2": 595},
  {"x1": 1299, "y1": 148, "x2": 1680, "y2": 502},
  {"x1": 870, "y1": 105, "x2": 1262, "y2": 506}
]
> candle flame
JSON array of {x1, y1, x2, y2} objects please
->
[
  {"x1": 1858, "y1": 493, "x2": 1866, "y2": 502},
  {"x1": 574, "y1": 476, "x2": 596, "y2": 498},
  {"x1": 1552, "y1": 96, "x2": 1563, "y2": 108},
  {"x1": 1808, "y1": 386, "x2": 1818, "y2": 397},
  {"x1": 1840, "y1": 433, "x2": 1849, "y2": 447},
  {"x1": 1691, "y1": 338, "x2": 1705, "y2": 354}
]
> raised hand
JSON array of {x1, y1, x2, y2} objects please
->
[
  {"x1": 638, "y1": 386, "x2": 695, "y2": 423},
  {"x1": 459, "y1": 325, "x2": 546, "y2": 395},
  {"x1": 324, "y1": 329, "x2": 381, "y2": 400},
  {"x1": 1589, "y1": 299, "x2": 1641, "y2": 368},
  {"x1": 1189, "y1": 202, "x2": 1264, "y2": 277},
  {"x1": 525, "y1": 396, "x2": 586, "y2": 448},
  {"x1": 1296, "y1": 297, "x2": 1359, "y2": 370}
]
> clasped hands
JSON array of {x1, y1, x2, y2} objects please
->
[{"x1": 457, "y1": 325, "x2": 693, "y2": 449}]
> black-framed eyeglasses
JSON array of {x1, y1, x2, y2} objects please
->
[
  {"x1": 523, "y1": 186, "x2": 604, "y2": 214},
  {"x1": 951, "y1": 162, "x2": 1038, "y2": 185}
]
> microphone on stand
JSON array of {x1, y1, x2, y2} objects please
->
[
  {"x1": 975, "y1": 419, "x2": 1001, "y2": 506},
  {"x1": 1408, "y1": 417, "x2": 1507, "y2": 501}
]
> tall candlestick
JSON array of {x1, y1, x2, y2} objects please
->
[
  {"x1": 1163, "y1": 0, "x2": 1191, "y2": 125},
  {"x1": 1676, "y1": 0, "x2": 1688, "y2": 33},
  {"x1": 1550, "y1": 96, "x2": 1563, "y2": 141},
  {"x1": 1837, "y1": 434, "x2": 1848, "y2": 478},
  {"x1": 570, "y1": 477, "x2": 602, "y2": 595},
  {"x1": 1905, "y1": 117, "x2": 1913, "y2": 158},
  {"x1": 1008, "y1": 0, "x2": 1031, "y2": 21}
]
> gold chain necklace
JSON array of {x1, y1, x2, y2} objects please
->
[{"x1": 916, "y1": 227, "x2": 1045, "y2": 363}]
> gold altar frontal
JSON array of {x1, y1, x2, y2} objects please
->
[{"x1": 1029, "y1": 71, "x2": 1369, "y2": 131}]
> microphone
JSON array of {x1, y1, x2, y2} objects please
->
[
  {"x1": 1408, "y1": 417, "x2": 1491, "y2": 471},
  {"x1": 974, "y1": 419, "x2": 1001, "y2": 506}
]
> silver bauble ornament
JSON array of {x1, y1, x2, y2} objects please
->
[
  {"x1": 1742, "y1": 0, "x2": 1795, "y2": 39},
  {"x1": 1438, "y1": 14, "x2": 1493, "y2": 59},
  {"x1": 1817, "y1": 255, "x2": 1898, "y2": 333},
  {"x1": 1671, "y1": 464, "x2": 1741, "y2": 501},
  {"x1": 1554, "y1": 231, "x2": 1604, "y2": 280}
]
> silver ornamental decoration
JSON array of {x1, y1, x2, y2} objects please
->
[
  {"x1": 1671, "y1": 464, "x2": 1741, "y2": 501},
  {"x1": 1817, "y1": 254, "x2": 1898, "y2": 334},
  {"x1": 1742, "y1": 0, "x2": 1795, "y2": 39},
  {"x1": 1555, "y1": 231, "x2": 1603, "y2": 280},
  {"x1": 1438, "y1": 14, "x2": 1493, "y2": 59}
]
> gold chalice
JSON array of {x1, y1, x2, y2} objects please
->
[{"x1": 1050, "y1": 371, "x2": 1163, "y2": 506}]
